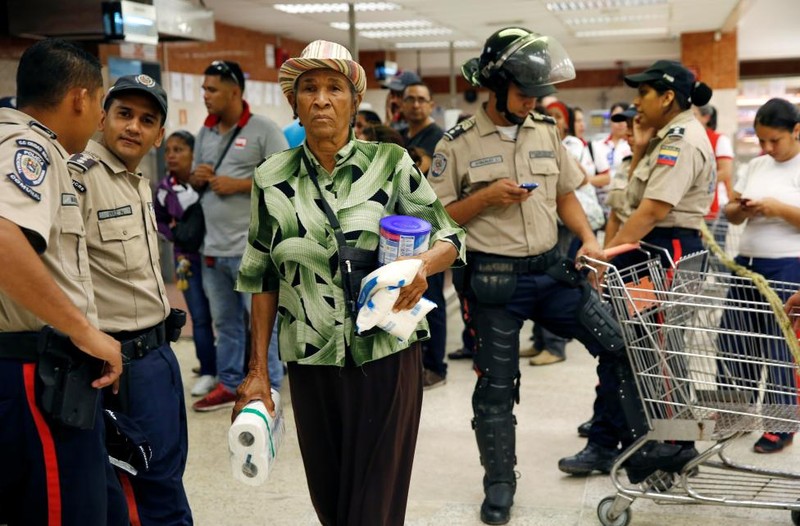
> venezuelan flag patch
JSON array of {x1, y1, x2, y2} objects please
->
[{"x1": 657, "y1": 145, "x2": 680, "y2": 166}]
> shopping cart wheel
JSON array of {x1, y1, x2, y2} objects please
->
[{"x1": 597, "y1": 496, "x2": 632, "y2": 526}]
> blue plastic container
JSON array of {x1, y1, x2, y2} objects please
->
[{"x1": 378, "y1": 215, "x2": 431, "y2": 265}]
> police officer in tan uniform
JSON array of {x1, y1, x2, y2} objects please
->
[
  {"x1": 0, "y1": 39, "x2": 122, "y2": 526},
  {"x1": 560, "y1": 60, "x2": 715, "y2": 483},
  {"x1": 429, "y1": 28, "x2": 639, "y2": 525},
  {"x1": 69, "y1": 75, "x2": 192, "y2": 525}
]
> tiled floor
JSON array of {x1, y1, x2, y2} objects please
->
[{"x1": 171, "y1": 282, "x2": 798, "y2": 526}]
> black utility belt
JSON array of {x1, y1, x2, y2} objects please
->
[
  {"x1": 109, "y1": 309, "x2": 186, "y2": 361},
  {"x1": 647, "y1": 226, "x2": 700, "y2": 239},
  {"x1": 468, "y1": 248, "x2": 561, "y2": 274},
  {"x1": 0, "y1": 331, "x2": 41, "y2": 361}
]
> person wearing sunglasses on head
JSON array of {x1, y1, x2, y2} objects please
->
[{"x1": 190, "y1": 60, "x2": 288, "y2": 411}]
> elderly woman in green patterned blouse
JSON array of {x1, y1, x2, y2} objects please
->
[{"x1": 233, "y1": 41, "x2": 465, "y2": 525}]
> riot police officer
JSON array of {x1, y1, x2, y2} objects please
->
[
  {"x1": 428, "y1": 28, "x2": 637, "y2": 525},
  {"x1": 0, "y1": 39, "x2": 123, "y2": 525}
]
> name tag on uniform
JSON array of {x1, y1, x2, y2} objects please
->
[
  {"x1": 469, "y1": 156, "x2": 503, "y2": 168},
  {"x1": 61, "y1": 193, "x2": 78, "y2": 206},
  {"x1": 98, "y1": 205, "x2": 133, "y2": 220},
  {"x1": 529, "y1": 150, "x2": 555, "y2": 159},
  {"x1": 234, "y1": 137, "x2": 247, "y2": 150}
]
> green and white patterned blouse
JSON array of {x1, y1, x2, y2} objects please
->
[{"x1": 237, "y1": 136, "x2": 466, "y2": 367}]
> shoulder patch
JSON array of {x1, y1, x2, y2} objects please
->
[
  {"x1": 443, "y1": 116, "x2": 476, "y2": 141},
  {"x1": 68, "y1": 152, "x2": 99, "y2": 174},
  {"x1": 529, "y1": 112, "x2": 556, "y2": 125},
  {"x1": 431, "y1": 152, "x2": 447, "y2": 177},
  {"x1": 72, "y1": 179, "x2": 86, "y2": 193},
  {"x1": 6, "y1": 146, "x2": 49, "y2": 201},
  {"x1": 656, "y1": 145, "x2": 680, "y2": 166},
  {"x1": 666, "y1": 126, "x2": 685, "y2": 139}
]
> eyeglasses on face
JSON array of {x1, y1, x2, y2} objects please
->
[
  {"x1": 210, "y1": 60, "x2": 242, "y2": 88},
  {"x1": 402, "y1": 96, "x2": 431, "y2": 105}
]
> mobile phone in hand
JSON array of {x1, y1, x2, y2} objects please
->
[{"x1": 519, "y1": 182, "x2": 539, "y2": 192}]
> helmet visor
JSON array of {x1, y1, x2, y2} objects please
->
[{"x1": 487, "y1": 34, "x2": 576, "y2": 90}]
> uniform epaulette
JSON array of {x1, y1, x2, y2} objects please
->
[
  {"x1": 443, "y1": 116, "x2": 476, "y2": 141},
  {"x1": 28, "y1": 120, "x2": 57, "y2": 141},
  {"x1": 529, "y1": 112, "x2": 556, "y2": 125},
  {"x1": 666, "y1": 126, "x2": 685, "y2": 138},
  {"x1": 67, "y1": 152, "x2": 99, "y2": 173}
]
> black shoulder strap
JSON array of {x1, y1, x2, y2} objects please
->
[
  {"x1": 214, "y1": 125, "x2": 245, "y2": 173},
  {"x1": 301, "y1": 151, "x2": 348, "y2": 250},
  {"x1": 587, "y1": 140, "x2": 595, "y2": 162}
]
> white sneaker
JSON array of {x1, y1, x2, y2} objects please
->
[{"x1": 191, "y1": 375, "x2": 217, "y2": 397}]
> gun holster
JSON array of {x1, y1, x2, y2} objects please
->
[
  {"x1": 165, "y1": 308, "x2": 187, "y2": 342},
  {"x1": 37, "y1": 326, "x2": 102, "y2": 430}
]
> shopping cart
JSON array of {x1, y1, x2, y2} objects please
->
[{"x1": 582, "y1": 243, "x2": 800, "y2": 526}]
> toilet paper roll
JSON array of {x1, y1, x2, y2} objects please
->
[{"x1": 228, "y1": 390, "x2": 284, "y2": 486}]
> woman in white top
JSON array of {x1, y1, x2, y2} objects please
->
[{"x1": 720, "y1": 97, "x2": 800, "y2": 454}]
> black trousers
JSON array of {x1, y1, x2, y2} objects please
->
[{"x1": 288, "y1": 343, "x2": 423, "y2": 526}]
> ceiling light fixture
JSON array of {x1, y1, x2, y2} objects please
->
[
  {"x1": 394, "y1": 40, "x2": 479, "y2": 49},
  {"x1": 564, "y1": 13, "x2": 664, "y2": 25},
  {"x1": 546, "y1": 0, "x2": 666, "y2": 11},
  {"x1": 361, "y1": 27, "x2": 453, "y2": 38},
  {"x1": 274, "y1": 2, "x2": 400, "y2": 14},
  {"x1": 331, "y1": 20, "x2": 433, "y2": 30},
  {"x1": 575, "y1": 27, "x2": 668, "y2": 38}
]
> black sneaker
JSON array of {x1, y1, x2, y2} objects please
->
[
  {"x1": 447, "y1": 348, "x2": 474, "y2": 360},
  {"x1": 625, "y1": 442, "x2": 698, "y2": 484},
  {"x1": 754, "y1": 432, "x2": 793, "y2": 453},
  {"x1": 558, "y1": 443, "x2": 619, "y2": 475}
]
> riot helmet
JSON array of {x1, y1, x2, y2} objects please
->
[{"x1": 462, "y1": 27, "x2": 575, "y2": 124}]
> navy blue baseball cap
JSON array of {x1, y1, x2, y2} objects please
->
[
  {"x1": 623, "y1": 60, "x2": 695, "y2": 99},
  {"x1": 610, "y1": 103, "x2": 636, "y2": 122},
  {"x1": 105, "y1": 74, "x2": 168, "y2": 120}
]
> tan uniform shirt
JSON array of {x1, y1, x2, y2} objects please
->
[
  {"x1": 626, "y1": 110, "x2": 715, "y2": 229},
  {"x1": 69, "y1": 140, "x2": 169, "y2": 333},
  {"x1": 0, "y1": 108, "x2": 97, "y2": 331},
  {"x1": 606, "y1": 157, "x2": 633, "y2": 224},
  {"x1": 429, "y1": 106, "x2": 584, "y2": 256}
]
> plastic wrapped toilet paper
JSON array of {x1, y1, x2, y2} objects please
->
[
  {"x1": 228, "y1": 389, "x2": 284, "y2": 486},
  {"x1": 356, "y1": 259, "x2": 436, "y2": 341}
]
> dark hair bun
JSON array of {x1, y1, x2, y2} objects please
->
[{"x1": 692, "y1": 82, "x2": 713, "y2": 107}]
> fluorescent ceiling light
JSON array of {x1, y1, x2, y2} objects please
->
[
  {"x1": 564, "y1": 13, "x2": 664, "y2": 25},
  {"x1": 331, "y1": 20, "x2": 433, "y2": 30},
  {"x1": 274, "y1": 2, "x2": 400, "y2": 14},
  {"x1": 575, "y1": 27, "x2": 668, "y2": 37},
  {"x1": 361, "y1": 28, "x2": 453, "y2": 38},
  {"x1": 394, "y1": 40, "x2": 479, "y2": 49},
  {"x1": 546, "y1": 0, "x2": 666, "y2": 11}
]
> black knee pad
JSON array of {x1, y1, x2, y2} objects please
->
[
  {"x1": 577, "y1": 282, "x2": 626, "y2": 357},
  {"x1": 473, "y1": 307, "x2": 520, "y2": 378}
]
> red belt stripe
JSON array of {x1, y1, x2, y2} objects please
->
[{"x1": 118, "y1": 472, "x2": 142, "y2": 526}]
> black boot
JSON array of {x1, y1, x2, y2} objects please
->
[
  {"x1": 577, "y1": 417, "x2": 594, "y2": 438},
  {"x1": 480, "y1": 478, "x2": 515, "y2": 525},
  {"x1": 625, "y1": 442, "x2": 698, "y2": 483},
  {"x1": 473, "y1": 413, "x2": 516, "y2": 525},
  {"x1": 558, "y1": 442, "x2": 619, "y2": 475}
]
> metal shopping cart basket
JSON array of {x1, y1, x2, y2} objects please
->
[{"x1": 583, "y1": 243, "x2": 800, "y2": 526}]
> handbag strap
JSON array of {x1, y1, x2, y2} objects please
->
[
  {"x1": 301, "y1": 150, "x2": 349, "y2": 250},
  {"x1": 213, "y1": 125, "x2": 245, "y2": 173}
]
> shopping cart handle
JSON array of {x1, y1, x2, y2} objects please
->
[{"x1": 603, "y1": 243, "x2": 641, "y2": 259}]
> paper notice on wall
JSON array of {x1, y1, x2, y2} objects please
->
[
  {"x1": 265, "y1": 44, "x2": 276, "y2": 69},
  {"x1": 263, "y1": 82, "x2": 274, "y2": 106},
  {"x1": 247, "y1": 81, "x2": 263, "y2": 106},
  {"x1": 183, "y1": 74, "x2": 195, "y2": 103},
  {"x1": 169, "y1": 73, "x2": 184, "y2": 102}
]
